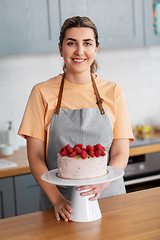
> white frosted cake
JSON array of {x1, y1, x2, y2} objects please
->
[{"x1": 57, "y1": 143, "x2": 108, "y2": 180}]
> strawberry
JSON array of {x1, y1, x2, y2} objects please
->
[
  {"x1": 60, "y1": 144, "x2": 72, "y2": 154},
  {"x1": 67, "y1": 146, "x2": 73, "y2": 154},
  {"x1": 77, "y1": 143, "x2": 83, "y2": 149},
  {"x1": 74, "y1": 146, "x2": 81, "y2": 154},
  {"x1": 80, "y1": 150, "x2": 87, "y2": 159},
  {"x1": 93, "y1": 145, "x2": 96, "y2": 152},
  {"x1": 61, "y1": 150, "x2": 68, "y2": 157},
  {"x1": 101, "y1": 150, "x2": 106, "y2": 156},
  {"x1": 81, "y1": 147, "x2": 86, "y2": 151},
  {"x1": 64, "y1": 144, "x2": 70, "y2": 149},
  {"x1": 74, "y1": 143, "x2": 83, "y2": 149},
  {"x1": 69, "y1": 151, "x2": 76, "y2": 158},
  {"x1": 60, "y1": 147, "x2": 65, "y2": 154},
  {"x1": 86, "y1": 145, "x2": 93, "y2": 151},
  {"x1": 88, "y1": 150, "x2": 95, "y2": 157},
  {"x1": 95, "y1": 144, "x2": 102, "y2": 150},
  {"x1": 95, "y1": 150, "x2": 101, "y2": 157}
]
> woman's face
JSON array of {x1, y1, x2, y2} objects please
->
[{"x1": 59, "y1": 27, "x2": 99, "y2": 75}]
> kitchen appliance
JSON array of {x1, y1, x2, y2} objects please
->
[{"x1": 124, "y1": 138, "x2": 160, "y2": 192}]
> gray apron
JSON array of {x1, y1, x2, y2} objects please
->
[{"x1": 39, "y1": 74, "x2": 126, "y2": 211}]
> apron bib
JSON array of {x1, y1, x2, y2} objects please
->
[{"x1": 39, "y1": 74, "x2": 126, "y2": 211}]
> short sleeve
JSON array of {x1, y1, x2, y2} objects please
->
[
  {"x1": 113, "y1": 85, "x2": 134, "y2": 142},
  {"x1": 18, "y1": 86, "x2": 46, "y2": 141}
]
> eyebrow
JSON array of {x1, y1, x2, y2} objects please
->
[{"x1": 66, "y1": 38, "x2": 93, "y2": 42}]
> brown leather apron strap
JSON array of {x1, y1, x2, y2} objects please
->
[
  {"x1": 91, "y1": 74, "x2": 105, "y2": 115},
  {"x1": 54, "y1": 73, "x2": 65, "y2": 114},
  {"x1": 54, "y1": 73, "x2": 105, "y2": 115}
]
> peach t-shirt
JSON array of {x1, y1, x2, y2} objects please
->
[{"x1": 18, "y1": 74, "x2": 134, "y2": 155}]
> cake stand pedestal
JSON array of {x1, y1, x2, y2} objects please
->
[{"x1": 41, "y1": 166, "x2": 124, "y2": 222}]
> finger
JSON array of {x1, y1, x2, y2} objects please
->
[
  {"x1": 89, "y1": 193, "x2": 100, "y2": 201},
  {"x1": 63, "y1": 205, "x2": 72, "y2": 220},
  {"x1": 59, "y1": 209, "x2": 69, "y2": 221},
  {"x1": 64, "y1": 208, "x2": 72, "y2": 221},
  {"x1": 55, "y1": 211, "x2": 60, "y2": 221},
  {"x1": 77, "y1": 185, "x2": 93, "y2": 191},
  {"x1": 81, "y1": 188, "x2": 96, "y2": 196},
  {"x1": 65, "y1": 203, "x2": 72, "y2": 213},
  {"x1": 60, "y1": 207, "x2": 72, "y2": 221}
]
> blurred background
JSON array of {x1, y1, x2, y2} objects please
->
[
  {"x1": 1, "y1": 0, "x2": 160, "y2": 220},
  {"x1": 0, "y1": 0, "x2": 160, "y2": 149}
]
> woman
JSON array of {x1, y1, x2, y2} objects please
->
[{"x1": 18, "y1": 16, "x2": 134, "y2": 221}]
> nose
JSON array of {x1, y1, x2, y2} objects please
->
[{"x1": 75, "y1": 44, "x2": 84, "y2": 56}]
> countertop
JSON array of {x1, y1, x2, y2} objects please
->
[
  {"x1": 129, "y1": 132, "x2": 160, "y2": 156},
  {"x1": 0, "y1": 187, "x2": 160, "y2": 240},
  {"x1": 0, "y1": 132, "x2": 160, "y2": 178},
  {"x1": 0, "y1": 147, "x2": 30, "y2": 178}
]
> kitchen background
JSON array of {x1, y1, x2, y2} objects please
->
[
  {"x1": 0, "y1": 46, "x2": 160, "y2": 150},
  {"x1": 0, "y1": 0, "x2": 160, "y2": 151},
  {"x1": 0, "y1": 0, "x2": 160, "y2": 219}
]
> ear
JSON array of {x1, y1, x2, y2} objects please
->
[
  {"x1": 58, "y1": 43, "x2": 63, "y2": 57},
  {"x1": 95, "y1": 45, "x2": 99, "y2": 53}
]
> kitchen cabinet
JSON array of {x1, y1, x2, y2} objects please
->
[
  {"x1": 14, "y1": 174, "x2": 40, "y2": 216},
  {"x1": 143, "y1": 0, "x2": 160, "y2": 45},
  {"x1": 0, "y1": 0, "x2": 60, "y2": 55},
  {"x1": 0, "y1": 177, "x2": 15, "y2": 219},
  {"x1": 0, "y1": 0, "x2": 160, "y2": 56},
  {"x1": 59, "y1": 0, "x2": 144, "y2": 49},
  {"x1": 0, "y1": 173, "x2": 39, "y2": 219}
]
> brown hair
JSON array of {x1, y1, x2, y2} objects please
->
[{"x1": 59, "y1": 16, "x2": 99, "y2": 74}]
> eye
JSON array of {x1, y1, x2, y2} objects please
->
[
  {"x1": 68, "y1": 42, "x2": 75, "y2": 46},
  {"x1": 84, "y1": 42, "x2": 92, "y2": 46}
]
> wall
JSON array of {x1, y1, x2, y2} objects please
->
[{"x1": 0, "y1": 46, "x2": 160, "y2": 149}]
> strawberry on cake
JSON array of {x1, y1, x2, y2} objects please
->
[{"x1": 57, "y1": 144, "x2": 108, "y2": 180}]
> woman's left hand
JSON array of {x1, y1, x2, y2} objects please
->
[{"x1": 77, "y1": 182, "x2": 111, "y2": 201}]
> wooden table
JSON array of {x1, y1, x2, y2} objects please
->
[{"x1": 0, "y1": 187, "x2": 160, "y2": 240}]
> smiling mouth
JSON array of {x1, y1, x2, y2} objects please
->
[{"x1": 72, "y1": 58, "x2": 86, "y2": 62}]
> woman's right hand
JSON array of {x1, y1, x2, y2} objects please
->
[
  {"x1": 26, "y1": 136, "x2": 72, "y2": 222},
  {"x1": 54, "y1": 198, "x2": 72, "y2": 221}
]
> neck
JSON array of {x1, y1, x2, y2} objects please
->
[{"x1": 64, "y1": 71, "x2": 92, "y2": 85}]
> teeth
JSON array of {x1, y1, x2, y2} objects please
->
[{"x1": 73, "y1": 59, "x2": 85, "y2": 62}]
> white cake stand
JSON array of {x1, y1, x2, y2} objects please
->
[{"x1": 41, "y1": 166, "x2": 124, "y2": 222}]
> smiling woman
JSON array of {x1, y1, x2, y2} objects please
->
[
  {"x1": 59, "y1": 27, "x2": 99, "y2": 83},
  {"x1": 59, "y1": 16, "x2": 99, "y2": 77},
  {"x1": 18, "y1": 16, "x2": 134, "y2": 222}
]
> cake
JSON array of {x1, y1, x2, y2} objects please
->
[{"x1": 57, "y1": 143, "x2": 108, "y2": 180}]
